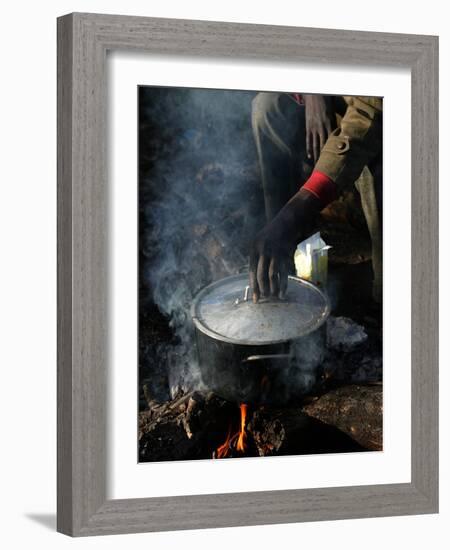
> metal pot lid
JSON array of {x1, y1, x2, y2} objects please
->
[{"x1": 191, "y1": 274, "x2": 330, "y2": 346}]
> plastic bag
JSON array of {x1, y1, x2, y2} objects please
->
[{"x1": 294, "y1": 232, "x2": 331, "y2": 288}]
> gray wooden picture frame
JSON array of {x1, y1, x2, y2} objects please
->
[{"x1": 57, "y1": 12, "x2": 439, "y2": 537}]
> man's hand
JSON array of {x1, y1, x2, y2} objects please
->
[
  {"x1": 304, "y1": 95, "x2": 334, "y2": 164},
  {"x1": 249, "y1": 189, "x2": 321, "y2": 302},
  {"x1": 249, "y1": 219, "x2": 295, "y2": 302}
]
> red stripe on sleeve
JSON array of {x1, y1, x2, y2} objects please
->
[
  {"x1": 302, "y1": 170, "x2": 337, "y2": 207},
  {"x1": 291, "y1": 93, "x2": 304, "y2": 105}
]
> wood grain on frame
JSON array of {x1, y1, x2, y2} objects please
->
[{"x1": 57, "y1": 12, "x2": 438, "y2": 536}]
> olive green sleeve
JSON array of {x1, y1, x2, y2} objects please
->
[{"x1": 315, "y1": 96, "x2": 383, "y2": 188}]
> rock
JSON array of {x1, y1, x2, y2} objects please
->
[{"x1": 327, "y1": 316, "x2": 368, "y2": 352}]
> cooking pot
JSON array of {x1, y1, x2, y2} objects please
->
[{"x1": 191, "y1": 274, "x2": 330, "y2": 406}]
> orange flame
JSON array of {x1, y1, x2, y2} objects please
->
[
  {"x1": 214, "y1": 403, "x2": 248, "y2": 458},
  {"x1": 236, "y1": 404, "x2": 248, "y2": 452},
  {"x1": 215, "y1": 426, "x2": 232, "y2": 459}
]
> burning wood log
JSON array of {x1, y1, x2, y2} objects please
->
[
  {"x1": 139, "y1": 386, "x2": 378, "y2": 462},
  {"x1": 139, "y1": 391, "x2": 236, "y2": 462},
  {"x1": 302, "y1": 384, "x2": 382, "y2": 450},
  {"x1": 249, "y1": 407, "x2": 366, "y2": 457},
  {"x1": 213, "y1": 403, "x2": 251, "y2": 459}
]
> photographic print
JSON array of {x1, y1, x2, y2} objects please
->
[{"x1": 138, "y1": 86, "x2": 383, "y2": 462}]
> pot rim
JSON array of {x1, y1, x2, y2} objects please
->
[{"x1": 190, "y1": 274, "x2": 331, "y2": 346}]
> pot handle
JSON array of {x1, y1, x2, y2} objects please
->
[
  {"x1": 234, "y1": 285, "x2": 250, "y2": 305},
  {"x1": 242, "y1": 354, "x2": 291, "y2": 364}
]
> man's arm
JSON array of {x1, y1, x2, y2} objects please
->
[
  {"x1": 249, "y1": 96, "x2": 383, "y2": 302},
  {"x1": 314, "y1": 96, "x2": 382, "y2": 187}
]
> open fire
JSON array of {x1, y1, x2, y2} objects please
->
[{"x1": 214, "y1": 403, "x2": 248, "y2": 458}]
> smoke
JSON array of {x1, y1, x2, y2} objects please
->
[
  {"x1": 139, "y1": 87, "x2": 357, "y2": 404},
  {"x1": 139, "y1": 87, "x2": 263, "y2": 398}
]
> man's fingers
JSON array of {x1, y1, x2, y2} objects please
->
[
  {"x1": 306, "y1": 130, "x2": 312, "y2": 160},
  {"x1": 319, "y1": 129, "x2": 326, "y2": 154},
  {"x1": 257, "y1": 255, "x2": 270, "y2": 297},
  {"x1": 269, "y1": 257, "x2": 280, "y2": 297},
  {"x1": 253, "y1": 255, "x2": 288, "y2": 299},
  {"x1": 312, "y1": 132, "x2": 319, "y2": 164},
  {"x1": 279, "y1": 259, "x2": 289, "y2": 299},
  {"x1": 249, "y1": 249, "x2": 260, "y2": 303}
]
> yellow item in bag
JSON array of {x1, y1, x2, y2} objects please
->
[{"x1": 294, "y1": 232, "x2": 331, "y2": 288}]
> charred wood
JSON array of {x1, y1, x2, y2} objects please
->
[{"x1": 302, "y1": 384, "x2": 382, "y2": 451}]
